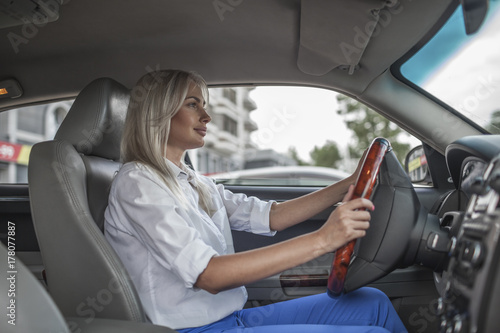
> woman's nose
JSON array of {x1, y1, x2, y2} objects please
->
[{"x1": 202, "y1": 109, "x2": 211, "y2": 123}]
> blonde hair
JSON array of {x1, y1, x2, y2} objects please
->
[{"x1": 122, "y1": 69, "x2": 214, "y2": 214}]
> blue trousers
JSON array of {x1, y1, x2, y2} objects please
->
[{"x1": 179, "y1": 287, "x2": 407, "y2": 333}]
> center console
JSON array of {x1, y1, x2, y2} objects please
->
[{"x1": 437, "y1": 156, "x2": 500, "y2": 332}]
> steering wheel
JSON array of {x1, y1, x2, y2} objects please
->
[
  {"x1": 326, "y1": 138, "x2": 446, "y2": 298},
  {"x1": 327, "y1": 137, "x2": 390, "y2": 297}
]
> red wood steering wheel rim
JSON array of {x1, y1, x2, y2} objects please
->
[{"x1": 327, "y1": 137, "x2": 390, "y2": 297}]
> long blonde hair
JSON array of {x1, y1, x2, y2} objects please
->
[{"x1": 122, "y1": 69, "x2": 214, "y2": 214}]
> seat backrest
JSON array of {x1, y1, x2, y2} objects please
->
[{"x1": 28, "y1": 78, "x2": 146, "y2": 322}]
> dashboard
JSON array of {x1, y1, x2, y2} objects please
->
[
  {"x1": 460, "y1": 159, "x2": 487, "y2": 200},
  {"x1": 436, "y1": 136, "x2": 500, "y2": 332}
]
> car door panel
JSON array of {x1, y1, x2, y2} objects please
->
[
  {"x1": 226, "y1": 184, "x2": 441, "y2": 331},
  {"x1": 0, "y1": 184, "x2": 44, "y2": 283}
]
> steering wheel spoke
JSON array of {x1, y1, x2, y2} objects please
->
[{"x1": 328, "y1": 137, "x2": 391, "y2": 297}]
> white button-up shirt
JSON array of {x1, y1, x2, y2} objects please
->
[{"x1": 104, "y1": 160, "x2": 275, "y2": 329}]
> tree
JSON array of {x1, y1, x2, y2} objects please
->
[
  {"x1": 309, "y1": 140, "x2": 342, "y2": 168},
  {"x1": 287, "y1": 146, "x2": 309, "y2": 166},
  {"x1": 336, "y1": 95, "x2": 410, "y2": 162},
  {"x1": 486, "y1": 109, "x2": 500, "y2": 134}
]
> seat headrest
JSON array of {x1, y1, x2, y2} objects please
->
[{"x1": 55, "y1": 78, "x2": 130, "y2": 161}]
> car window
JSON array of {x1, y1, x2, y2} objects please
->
[
  {"x1": 0, "y1": 87, "x2": 418, "y2": 186},
  {"x1": 400, "y1": 2, "x2": 500, "y2": 133},
  {"x1": 0, "y1": 101, "x2": 72, "y2": 183},
  {"x1": 201, "y1": 86, "x2": 419, "y2": 187}
]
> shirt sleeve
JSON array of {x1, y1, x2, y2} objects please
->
[
  {"x1": 111, "y1": 167, "x2": 218, "y2": 288},
  {"x1": 215, "y1": 184, "x2": 276, "y2": 236}
]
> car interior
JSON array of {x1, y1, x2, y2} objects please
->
[{"x1": 1, "y1": 0, "x2": 499, "y2": 332}]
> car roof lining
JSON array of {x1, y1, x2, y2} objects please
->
[
  {"x1": 0, "y1": 0, "x2": 454, "y2": 107},
  {"x1": 1, "y1": 0, "x2": 480, "y2": 152}
]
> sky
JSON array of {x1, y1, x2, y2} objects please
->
[
  {"x1": 248, "y1": 86, "x2": 419, "y2": 171},
  {"x1": 248, "y1": 86, "x2": 353, "y2": 166},
  {"x1": 403, "y1": 2, "x2": 500, "y2": 129},
  {"x1": 423, "y1": 7, "x2": 500, "y2": 128}
]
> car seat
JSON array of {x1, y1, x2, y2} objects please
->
[
  {"x1": 28, "y1": 77, "x2": 175, "y2": 332},
  {"x1": 0, "y1": 242, "x2": 176, "y2": 333}
]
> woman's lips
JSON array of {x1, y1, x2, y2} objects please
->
[{"x1": 195, "y1": 128, "x2": 207, "y2": 136}]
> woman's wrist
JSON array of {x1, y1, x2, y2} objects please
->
[
  {"x1": 331, "y1": 175, "x2": 356, "y2": 205},
  {"x1": 311, "y1": 229, "x2": 331, "y2": 257}
]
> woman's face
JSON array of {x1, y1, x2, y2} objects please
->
[{"x1": 167, "y1": 83, "x2": 211, "y2": 158}]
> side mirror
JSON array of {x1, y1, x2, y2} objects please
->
[{"x1": 405, "y1": 145, "x2": 430, "y2": 184}]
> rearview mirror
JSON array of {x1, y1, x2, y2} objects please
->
[
  {"x1": 405, "y1": 146, "x2": 430, "y2": 183},
  {"x1": 461, "y1": 0, "x2": 489, "y2": 35}
]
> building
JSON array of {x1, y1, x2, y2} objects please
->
[
  {"x1": 0, "y1": 87, "x2": 295, "y2": 182},
  {"x1": 0, "y1": 87, "x2": 262, "y2": 182},
  {"x1": 0, "y1": 101, "x2": 71, "y2": 183},
  {"x1": 193, "y1": 87, "x2": 260, "y2": 175},
  {"x1": 244, "y1": 149, "x2": 297, "y2": 169}
]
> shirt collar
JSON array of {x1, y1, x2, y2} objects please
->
[{"x1": 165, "y1": 158, "x2": 198, "y2": 188}]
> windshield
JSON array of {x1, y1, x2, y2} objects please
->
[{"x1": 401, "y1": 1, "x2": 500, "y2": 133}]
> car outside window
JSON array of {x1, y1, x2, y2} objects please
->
[
  {"x1": 0, "y1": 101, "x2": 72, "y2": 183},
  {"x1": 0, "y1": 87, "x2": 418, "y2": 185},
  {"x1": 200, "y1": 86, "x2": 419, "y2": 187}
]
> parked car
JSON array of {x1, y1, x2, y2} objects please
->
[
  {"x1": 210, "y1": 166, "x2": 350, "y2": 186},
  {"x1": 1, "y1": 0, "x2": 499, "y2": 332}
]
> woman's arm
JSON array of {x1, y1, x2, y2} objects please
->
[
  {"x1": 269, "y1": 148, "x2": 369, "y2": 231},
  {"x1": 196, "y1": 186, "x2": 373, "y2": 294},
  {"x1": 269, "y1": 174, "x2": 355, "y2": 231}
]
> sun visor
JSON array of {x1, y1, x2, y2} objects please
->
[
  {"x1": 0, "y1": 0, "x2": 62, "y2": 30},
  {"x1": 298, "y1": 0, "x2": 399, "y2": 76}
]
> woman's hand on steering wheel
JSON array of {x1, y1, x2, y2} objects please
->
[
  {"x1": 327, "y1": 137, "x2": 390, "y2": 297},
  {"x1": 349, "y1": 148, "x2": 369, "y2": 185},
  {"x1": 317, "y1": 185, "x2": 374, "y2": 254}
]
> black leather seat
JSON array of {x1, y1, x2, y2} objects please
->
[{"x1": 28, "y1": 78, "x2": 176, "y2": 332}]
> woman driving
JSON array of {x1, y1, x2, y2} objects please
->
[{"x1": 104, "y1": 69, "x2": 407, "y2": 332}]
